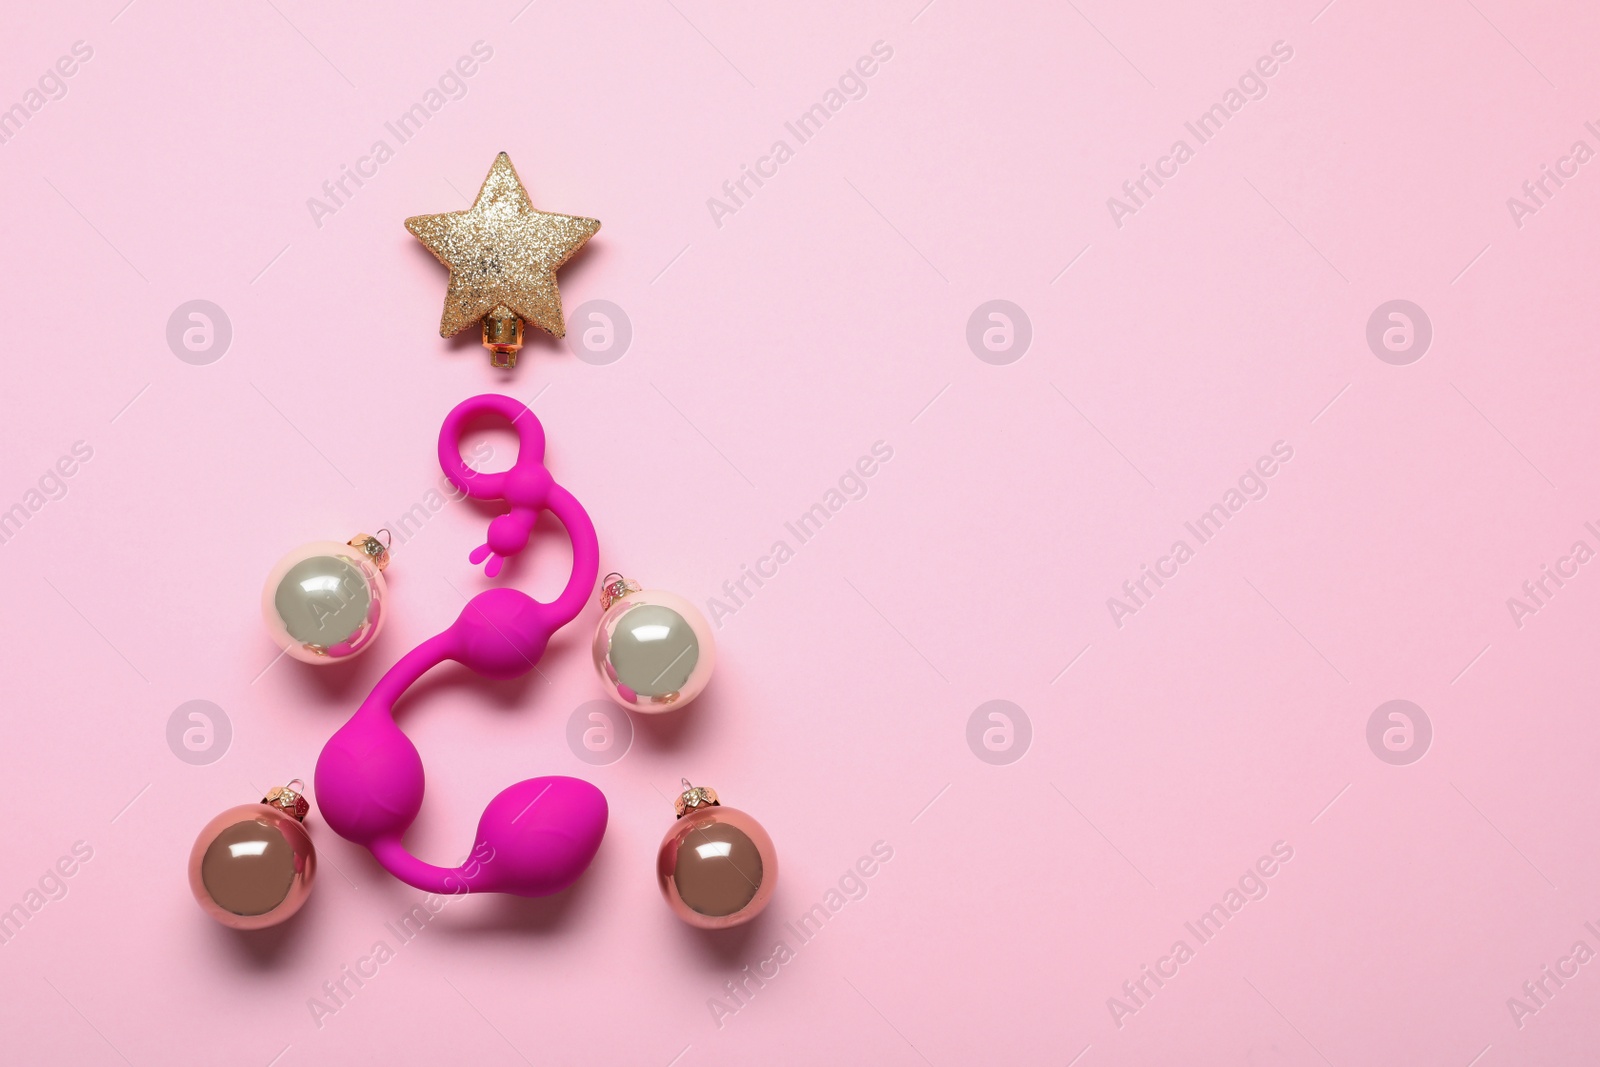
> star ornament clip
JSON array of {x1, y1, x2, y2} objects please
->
[{"x1": 405, "y1": 152, "x2": 600, "y2": 368}]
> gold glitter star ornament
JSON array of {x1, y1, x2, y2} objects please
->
[{"x1": 405, "y1": 152, "x2": 600, "y2": 368}]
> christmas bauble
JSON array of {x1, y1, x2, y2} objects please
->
[
  {"x1": 657, "y1": 781, "x2": 776, "y2": 929},
  {"x1": 189, "y1": 783, "x2": 316, "y2": 930},
  {"x1": 592, "y1": 575, "x2": 715, "y2": 713},
  {"x1": 261, "y1": 534, "x2": 389, "y2": 664}
]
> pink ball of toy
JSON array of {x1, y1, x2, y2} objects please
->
[{"x1": 448, "y1": 588, "x2": 554, "y2": 679}]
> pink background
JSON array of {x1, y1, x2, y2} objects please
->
[{"x1": 3, "y1": 0, "x2": 1599, "y2": 1064}]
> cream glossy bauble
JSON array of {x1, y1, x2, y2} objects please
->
[
  {"x1": 591, "y1": 574, "x2": 715, "y2": 713},
  {"x1": 261, "y1": 533, "x2": 390, "y2": 665}
]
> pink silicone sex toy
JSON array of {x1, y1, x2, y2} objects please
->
[
  {"x1": 314, "y1": 394, "x2": 605, "y2": 897},
  {"x1": 438, "y1": 392, "x2": 567, "y2": 578}
]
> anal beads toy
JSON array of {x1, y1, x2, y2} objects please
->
[{"x1": 315, "y1": 394, "x2": 604, "y2": 897}]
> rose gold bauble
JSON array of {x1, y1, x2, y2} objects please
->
[
  {"x1": 189, "y1": 782, "x2": 316, "y2": 930},
  {"x1": 657, "y1": 781, "x2": 776, "y2": 929}
]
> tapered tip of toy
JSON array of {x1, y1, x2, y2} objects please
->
[
  {"x1": 484, "y1": 554, "x2": 504, "y2": 578},
  {"x1": 469, "y1": 542, "x2": 492, "y2": 566},
  {"x1": 474, "y1": 776, "x2": 608, "y2": 896}
]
